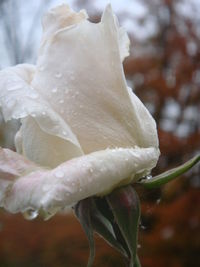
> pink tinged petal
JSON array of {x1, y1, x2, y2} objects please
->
[
  {"x1": 41, "y1": 4, "x2": 88, "y2": 45},
  {"x1": 0, "y1": 147, "x2": 39, "y2": 204},
  {"x1": 0, "y1": 64, "x2": 83, "y2": 167},
  {"x1": 32, "y1": 5, "x2": 158, "y2": 154},
  {"x1": 2, "y1": 147, "x2": 159, "y2": 218}
]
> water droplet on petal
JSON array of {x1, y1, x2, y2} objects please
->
[
  {"x1": 156, "y1": 198, "x2": 161, "y2": 204},
  {"x1": 62, "y1": 130, "x2": 67, "y2": 136},
  {"x1": 39, "y1": 66, "x2": 45, "y2": 72},
  {"x1": 59, "y1": 99, "x2": 64, "y2": 104},
  {"x1": 55, "y1": 170, "x2": 64, "y2": 178},
  {"x1": 30, "y1": 92, "x2": 39, "y2": 99},
  {"x1": 89, "y1": 168, "x2": 93, "y2": 173},
  {"x1": 7, "y1": 85, "x2": 22, "y2": 91},
  {"x1": 146, "y1": 174, "x2": 152, "y2": 180},
  {"x1": 23, "y1": 209, "x2": 38, "y2": 220},
  {"x1": 55, "y1": 72, "x2": 62, "y2": 78},
  {"x1": 52, "y1": 88, "x2": 58, "y2": 93}
]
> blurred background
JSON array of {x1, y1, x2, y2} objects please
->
[{"x1": 0, "y1": 0, "x2": 200, "y2": 266}]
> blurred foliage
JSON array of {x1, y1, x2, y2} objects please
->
[{"x1": 0, "y1": 0, "x2": 199, "y2": 266}]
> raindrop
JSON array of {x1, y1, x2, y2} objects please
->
[
  {"x1": 89, "y1": 168, "x2": 93, "y2": 173},
  {"x1": 31, "y1": 113, "x2": 36, "y2": 118},
  {"x1": 156, "y1": 198, "x2": 161, "y2": 204},
  {"x1": 42, "y1": 111, "x2": 46, "y2": 116},
  {"x1": 7, "y1": 99, "x2": 15, "y2": 108},
  {"x1": 30, "y1": 92, "x2": 39, "y2": 99},
  {"x1": 55, "y1": 170, "x2": 64, "y2": 178},
  {"x1": 55, "y1": 72, "x2": 62, "y2": 78},
  {"x1": 59, "y1": 99, "x2": 64, "y2": 104},
  {"x1": 23, "y1": 209, "x2": 38, "y2": 220},
  {"x1": 146, "y1": 174, "x2": 152, "y2": 180},
  {"x1": 39, "y1": 66, "x2": 45, "y2": 72},
  {"x1": 52, "y1": 88, "x2": 58, "y2": 93},
  {"x1": 62, "y1": 130, "x2": 67, "y2": 136},
  {"x1": 140, "y1": 225, "x2": 146, "y2": 230},
  {"x1": 7, "y1": 85, "x2": 22, "y2": 91}
]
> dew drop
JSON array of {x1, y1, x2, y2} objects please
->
[
  {"x1": 62, "y1": 130, "x2": 67, "y2": 136},
  {"x1": 39, "y1": 66, "x2": 45, "y2": 72},
  {"x1": 140, "y1": 225, "x2": 146, "y2": 230},
  {"x1": 59, "y1": 99, "x2": 64, "y2": 104},
  {"x1": 7, "y1": 85, "x2": 22, "y2": 91},
  {"x1": 55, "y1": 170, "x2": 64, "y2": 178},
  {"x1": 89, "y1": 168, "x2": 93, "y2": 173},
  {"x1": 146, "y1": 174, "x2": 152, "y2": 180},
  {"x1": 156, "y1": 198, "x2": 161, "y2": 204},
  {"x1": 7, "y1": 99, "x2": 15, "y2": 108},
  {"x1": 55, "y1": 72, "x2": 62, "y2": 78},
  {"x1": 52, "y1": 88, "x2": 58, "y2": 93},
  {"x1": 30, "y1": 92, "x2": 39, "y2": 99},
  {"x1": 23, "y1": 209, "x2": 38, "y2": 220}
]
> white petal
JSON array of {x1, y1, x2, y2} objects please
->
[
  {"x1": 41, "y1": 4, "x2": 88, "y2": 50},
  {"x1": 102, "y1": 4, "x2": 130, "y2": 61},
  {"x1": 0, "y1": 64, "x2": 83, "y2": 167},
  {"x1": 32, "y1": 5, "x2": 158, "y2": 154},
  {"x1": 0, "y1": 147, "x2": 38, "y2": 203},
  {"x1": 1, "y1": 147, "x2": 159, "y2": 217}
]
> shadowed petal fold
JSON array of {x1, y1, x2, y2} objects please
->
[
  {"x1": 0, "y1": 64, "x2": 83, "y2": 167},
  {"x1": 32, "y1": 5, "x2": 158, "y2": 154},
  {"x1": 0, "y1": 147, "x2": 159, "y2": 218}
]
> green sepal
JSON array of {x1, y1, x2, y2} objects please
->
[
  {"x1": 92, "y1": 198, "x2": 128, "y2": 257},
  {"x1": 106, "y1": 185, "x2": 141, "y2": 266},
  {"x1": 135, "y1": 254, "x2": 141, "y2": 267},
  {"x1": 139, "y1": 154, "x2": 200, "y2": 189},
  {"x1": 74, "y1": 199, "x2": 95, "y2": 267}
]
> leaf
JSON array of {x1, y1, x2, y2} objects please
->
[
  {"x1": 106, "y1": 185, "x2": 141, "y2": 266},
  {"x1": 74, "y1": 199, "x2": 95, "y2": 267},
  {"x1": 139, "y1": 154, "x2": 200, "y2": 189},
  {"x1": 91, "y1": 198, "x2": 128, "y2": 257}
]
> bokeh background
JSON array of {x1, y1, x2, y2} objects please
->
[{"x1": 0, "y1": 0, "x2": 200, "y2": 266}]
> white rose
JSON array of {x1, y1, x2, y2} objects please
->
[{"x1": 0, "y1": 4, "x2": 159, "y2": 219}]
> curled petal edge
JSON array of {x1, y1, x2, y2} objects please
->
[{"x1": 0, "y1": 147, "x2": 159, "y2": 219}]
